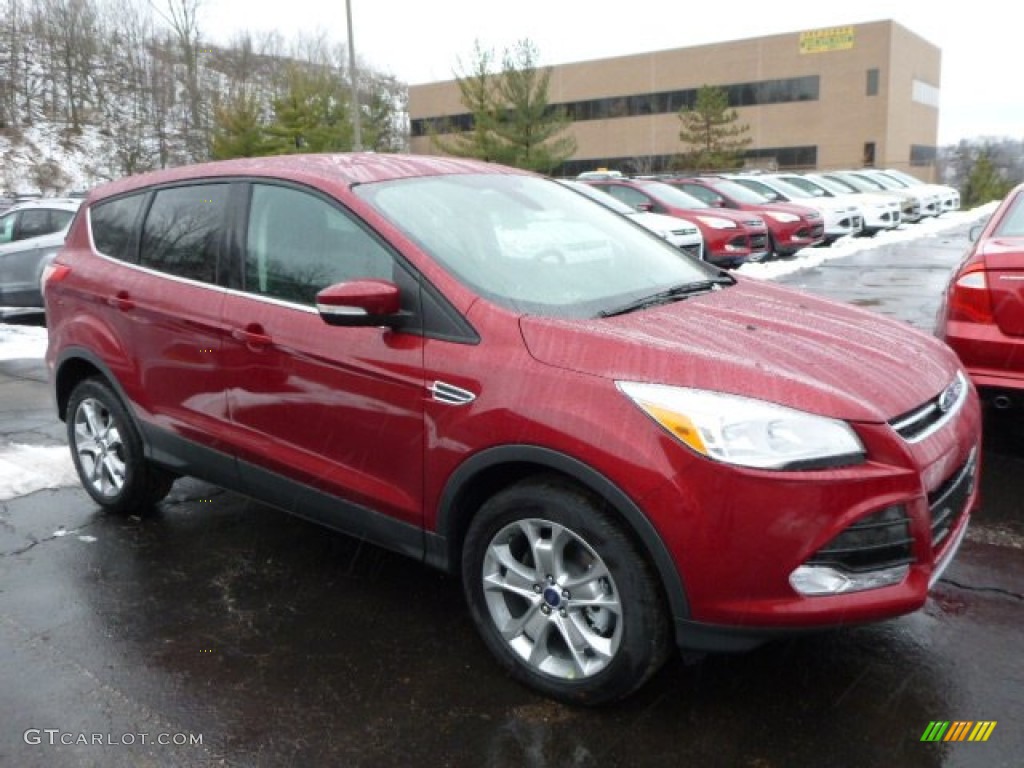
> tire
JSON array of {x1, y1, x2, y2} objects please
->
[
  {"x1": 66, "y1": 378, "x2": 174, "y2": 514},
  {"x1": 461, "y1": 476, "x2": 672, "y2": 705}
]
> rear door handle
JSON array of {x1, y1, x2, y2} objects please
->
[{"x1": 106, "y1": 291, "x2": 134, "y2": 311}]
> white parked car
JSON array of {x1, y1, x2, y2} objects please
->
[
  {"x1": 560, "y1": 179, "x2": 704, "y2": 260},
  {"x1": 725, "y1": 174, "x2": 863, "y2": 244},
  {"x1": 777, "y1": 173, "x2": 902, "y2": 235},
  {"x1": 881, "y1": 168, "x2": 960, "y2": 213}
]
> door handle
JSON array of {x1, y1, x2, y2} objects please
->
[
  {"x1": 106, "y1": 291, "x2": 134, "y2": 311},
  {"x1": 231, "y1": 326, "x2": 273, "y2": 349}
]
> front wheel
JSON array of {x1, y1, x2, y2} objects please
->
[
  {"x1": 66, "y1": 378, "x2": 175, "y2": 514},
  {"x1": 461, "y1": 477, "x2": 671, "y2": 705}
]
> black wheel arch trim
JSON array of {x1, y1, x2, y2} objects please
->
[{"x1": 432, "y1": 444, "x2": 691, "y2": 628}]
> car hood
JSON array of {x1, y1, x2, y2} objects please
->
[{"x1": 519, "y1": 278, "x2": 958, "y2": 422}]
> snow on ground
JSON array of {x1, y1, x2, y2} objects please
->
[
  {"x1": 0, "y1": 323, "x2": 49, "y2": 360},
  {"x1": 0, "y1": 202, "x2": 1003, "y2": 501},
  {"x1": 0, "y1": 443, "x2": 80, "y2": 501},
  {"x1": 736, "y1": 202, "x2": 999, "y2": 280}
]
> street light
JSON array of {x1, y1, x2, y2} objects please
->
[{"x1": 345, "y1": 0, "x2": 363, "y2": 151}]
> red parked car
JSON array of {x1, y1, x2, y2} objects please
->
[
  {"x1": 938, "y1": 183, "x2": 1024, "y2": 410},
  {"x1": 581, "y1": 177, "x2": 770, "y2": 268},
  {"x1": 664, "y1": 176, "x2": 825, "y2": 257},
  {"x1": 45, "y1": 154, "x2": 979, "y2": 705}
]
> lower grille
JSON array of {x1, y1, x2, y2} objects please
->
[
  {"x1": 749, "y1": 234, "x2": 769, "y2": 251},
  {"x1": 929, "y1": 450, "x2": 976, "y2": 549},
  {"x1": 806, "y1": 505, "x2": 914, "y2": 573},
  {"x1": 680, "y1": 243, "x2": 703, "y2": 260}
]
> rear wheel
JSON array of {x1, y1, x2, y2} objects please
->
[
  {"x1": 461, "y1": 477, "x2": 671, "y2": 705},
  {"x1": 67, "y1": 378, "x2": 174, "y2": 514}
]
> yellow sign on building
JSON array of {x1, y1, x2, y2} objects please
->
[{"x1": 799, "y1": 26, "x2": 856, "y2": 54}]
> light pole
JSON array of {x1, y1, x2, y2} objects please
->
[{"x1": 345, "y1": 0, "x2": 363, "y2": 151}]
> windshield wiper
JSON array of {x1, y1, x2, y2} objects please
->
[{"x1": 598, "y1": 275, "x2": 734, "y2": 318}]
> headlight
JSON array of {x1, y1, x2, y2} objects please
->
[
  {"x1": 763, "y1": 211, "x2": 800, "y2": 223},
  {"x1": 617, "y1": 382, "x2": 866, "y2": 470},
  {"x1": 696, "y1": 216, "x2": 738, "y2": 230}
]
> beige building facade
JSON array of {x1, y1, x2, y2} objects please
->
[{"x1": 408, "y1": 20, "x2": 941, "y2": 180}]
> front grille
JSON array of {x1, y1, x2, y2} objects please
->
[
  {"x1": 889, "y1": 373, "x2": 966, "y2": 443},
  {"x1": 749, "y1": 234, "x2": 769, "y2": 251},
  {"x1": 929, "y1": 450, "x2": 976, "y2": 549},
  {"x1": 806, "y1": 505, "x2": 914, "y2": 573},
  {"x1": 680, "y1": 243, "x2": 703, "y2": 260},
  {"x1": 743, "y1": 219, "x2": 763, "y2": 228},
  {"x1": 672, "y1": 226, "x2": 698, "y2": 237}
]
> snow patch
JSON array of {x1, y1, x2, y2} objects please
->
[
  {"x1": 0, "y1": 324, "x2": 49, "y2": 360},
  {"x1": 0, "y1": 443, "x2": 79, "y2": 501},
  {"x1": 736, "y1": 203, "x2": 999, "y2": 281}
]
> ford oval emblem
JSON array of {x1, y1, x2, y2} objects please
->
[{"x1": 938, "y1": 377, "x2": 963, "y2": 413}]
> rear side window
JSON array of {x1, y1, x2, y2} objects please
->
[
  {"x1": 13, "y1": 208, "x2": 72, "y2": 240},
  {"x1": 141, "y1": 185, "x2": 228, "y2": 283},
  {"x1": 91, "y1": 194, "x2": 146, "y2": 262},
  {"x1": 244, "y1": 184, "x2": 393, "y2": 305}
]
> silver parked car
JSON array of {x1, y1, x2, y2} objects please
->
[{"x1": 0, "y1": 198, "x2": 81, "y2": 308}]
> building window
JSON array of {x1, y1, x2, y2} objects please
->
[
  {"x1": 910, "y1": 145, "x2": 937, "y2": 167},
  {"x1": 863, "y1": 142, "x2": 876, "y2": 166},
  {"x1": 866, "y1": 68, "x2": 879, "y2": 96}
]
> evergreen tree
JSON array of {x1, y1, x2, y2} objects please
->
[
  {"x1": 264, "y1": 66, "x2": 353, "y2": 154},
  {"x1": 961, "y1": 151, "x2": 1014, "y2": 207},
  {"x1": 676, "y1": 85, "x2": 751, "y2": 171},
  {"x1": 431, "y1": 41, "x2": 503, "y2": 161},
  {"x1": 491, "y1": 40, "x2": 576, "y2": 173},
  {"x1": 210, "y1": 91, "x2": 273, "y2": 159},
  {"x1": 433, "y1": 39, "x2": 576, "y2": 172}
]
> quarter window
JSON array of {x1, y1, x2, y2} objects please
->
[
  {"x1": 91, "y1": 194, "x2": 146, "y2": 262},
  {"x1": 244, "y1": 184, "x2": 393, "y2": 305},
  {"x1": 141, "y1": 185, "x2": 228, "y2": 283}
]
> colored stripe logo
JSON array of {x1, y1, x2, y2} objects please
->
[{"x1": 921, "y1": 721, "x2": 997, "y2": 742}]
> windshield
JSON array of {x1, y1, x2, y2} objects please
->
[
  {"x1": 824, "y1": 173, "x2": 872, "y2": 193},
  {"x1": 762, "y1": 177, "x2": 813, "y2": 199},
  {"x1": 705, "y1": 178, "x2": 773, "y2": 204},
  {"x1": 844, "y1": 173, "x2": 887, "y2": 192},
  {"x1": 778, "y1": 176, "x2": 828, "y2": 197},
  {"x1": 641, "y1": 181, "x2": 710, "y2": 209},
  {"x1": 806, "y1": 174, "x2": 853, "y2": 195},
  {"x1": 558, "y1": 179, "x2": 637, "y2": 215},
  {"x1": 356, "y1": 174, "x2": 714, "y2": 318}
]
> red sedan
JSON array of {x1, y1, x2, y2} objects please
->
[{"x1": 938, "y1": 184, "x2": 1024, "y2": 410}]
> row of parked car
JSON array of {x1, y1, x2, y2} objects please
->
[{"x1": 572, "y1": 168, "x2": 960, "y2": 269}]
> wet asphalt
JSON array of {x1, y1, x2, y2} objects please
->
[{"x1": 1, "y1": 220, "x2": 1022, "y2": 767}]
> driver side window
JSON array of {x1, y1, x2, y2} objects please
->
[{"x1": 245, "y1": 184, "x2": 393, "y2": 305}]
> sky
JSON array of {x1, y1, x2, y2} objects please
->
[{"x1": 197, "y1": 0, "x2": 1020, "y2": 146}]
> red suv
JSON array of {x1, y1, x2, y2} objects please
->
[
  {"x1": 664, "y1": 176, "x2": 825, "y2": 258},
  {"x1": 581, "y1": 177, "x2": 770, "y2": 268},
  {"x1": 45, "y1": 154, "x2": 980, "y2": 705}
]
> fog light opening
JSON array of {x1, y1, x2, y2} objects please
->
[{"x1": 789, "y1": 564, "x2": 909, "y2": 596}]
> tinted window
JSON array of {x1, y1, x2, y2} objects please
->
[
  {"x1": 600, "y1": 185, "x2": 650, "y2": 209},
  {"x1": 0, "y1": 212, "x2": 14, "y2": 244},
  {"x1": 15, "y1": 208, "x2": 71, "y2": 240},
  {"x1": 245, "y1": 184, "x2": 393, "y2": 305},
  {"x1": 866, "y1": 68, "x2": 879, "y2": 96},
  {"x1": 141, "y1": 185, "x2": 228, "y2": 283},
  {"x1": 91, "y1": 194, "x2": 146, "y2": 262}
]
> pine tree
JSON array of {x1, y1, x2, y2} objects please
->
[
  {"x1": 433, "y1": 39, "x2": 576, "y2": 172},
  {"x1": 264, "y1": 66, "x2": 353, "y2": 154},
  {"x1": 961, "y1": 152, "x2": 1014, "y2": 207},
  {"x1": 210, "y1": 91, "x2": 272, "y2": 159},
  {"x1": 676, "y1": 85, "x2": 751, "y2": 171},
  {"x1": 491, "y1": 40, "x2": 576, "y2": 173}
]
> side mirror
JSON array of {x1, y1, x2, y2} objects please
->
[
  {"x1": 968, "y1": 224, "x2": 983, "y2": 243},
  {"x1": 635, "y1": 202, "x2": 653, "y2": 212},
  {"x1": 316, "y1": 279, "x2": 404, "y2": 328}
]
